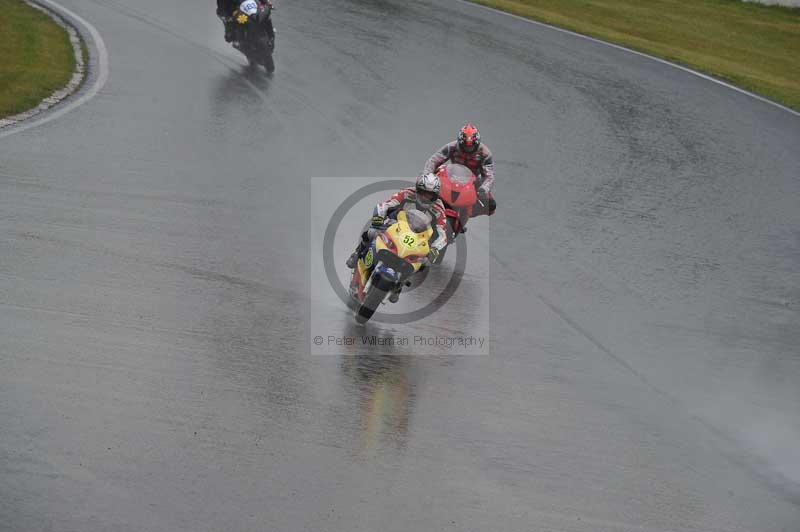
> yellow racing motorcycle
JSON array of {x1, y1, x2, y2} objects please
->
[{"x1": 348, "y1": 209, "x2": 433, "y2": 324}]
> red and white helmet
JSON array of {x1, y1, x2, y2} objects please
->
[{"x1": 457, "y1": 122, "x2": 481, "y2": 154}]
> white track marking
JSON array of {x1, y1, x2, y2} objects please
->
[
  {"x1": 454, "y1": 0, "x2": 800, "y2": 118},
  {"x1": 0, "y1": 0, "x2": 110, "y2": 139}
]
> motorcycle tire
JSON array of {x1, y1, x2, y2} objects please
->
[
  {"x1": 262, "y1": 53, "x2": 274, "y2": 72},
  {"x1": 261, "y1": 34, "x2": 275, "y2": 72},
  {"x1": 355, "y1": 272, "x2": 394, "y2": 324}
]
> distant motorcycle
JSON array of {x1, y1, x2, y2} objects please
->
[
  {"x1": 227, "y1": 0, "x2": 275, "y2": 71},
  {"x1": 433, "y1": 162, "x2": 481, "y2": 264},
  {"x1": 348, "y1": 210, "x2": 433, "y2": 324}
]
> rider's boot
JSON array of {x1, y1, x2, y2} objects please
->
[
  {"x1": 346, "y1": 233, "x2": 369, "y2": 269},
  {"x1": 346, "y1": 251, "x2": 359, "y2": 269},
  {"x1": 388, "y1": 288, "x2": 401, "y2": 303},
  {"x1": 224, "y1": 20, "x2": 234, "y2": 42}
]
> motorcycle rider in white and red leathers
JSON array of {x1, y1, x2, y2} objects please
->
[
  {"x1": 423, "y1": 123, "x2": 497, "y2": 217},
  {"x1": 346, "y1": 174, "x2": 448, "y2": 301}
]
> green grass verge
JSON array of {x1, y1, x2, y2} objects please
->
[
  {"x1": 0, "y1": 0, "x2": 76, "y2": 118},
  {"x1": 470, "y1": 0, "x2": 800, "y2": 111}
]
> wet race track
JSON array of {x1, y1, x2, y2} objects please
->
[{"x1": 1, "y1": 0, "x2": 800, "y2": 530}]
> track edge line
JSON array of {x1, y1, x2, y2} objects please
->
[
  {"x1": 455, "y1": 0, "x2": 800, "y2": 118},
  {"x1": 0, "y1": 0, "x2": 110, "y2": 139}
]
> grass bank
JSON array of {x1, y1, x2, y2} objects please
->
[
  {"x1": 470, "y1": 0, "x2": 800, "y2": 111},
  {"x1": 0, "y1": 0, "x2": 76, "y2": 118}
]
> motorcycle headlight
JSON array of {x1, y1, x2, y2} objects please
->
[{"x1": 377, "y1": 266, "x2": 397, "y2": 280}]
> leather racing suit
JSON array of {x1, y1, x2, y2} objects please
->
[{"x1": 423, "y1": 141, "x2": 497, "y2": 216}]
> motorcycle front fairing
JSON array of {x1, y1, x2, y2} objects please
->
[
  {"x1": 356, "y1": 242, "x2": 413, "y2": 298},
  {"x1": 372, "y1": 248, "x2": 416, "y2": 282},
  {"x1": 351, "y1": 211, "x2": 432, "y2": 303},
  {"x1": 435, "y1": 163, "x2": 478, "y2": 243}
]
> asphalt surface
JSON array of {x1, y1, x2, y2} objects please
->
[{"x1": 1, "y1": 0, "x2": 799, "y2": 530}]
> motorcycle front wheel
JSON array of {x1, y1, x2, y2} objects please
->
[{"x1": 355, "y1": 271, "x2": 394, "y2": 324}]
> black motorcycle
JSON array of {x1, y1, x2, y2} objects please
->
[{"x1": 228, "y1": 0, "x2": 275, "y2": 71}]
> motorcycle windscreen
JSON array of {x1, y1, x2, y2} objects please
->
[
  {"x1": 445, "y1": 163, "x2": 475, "y2": 185},
  {"x1": 404, "y1": 208, "x2": 433, "y2": 233}
]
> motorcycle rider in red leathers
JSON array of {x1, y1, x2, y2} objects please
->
[
  {"x1": 423, "y1": 123, "x2": 497, "y2": 217},
  {"x1": 346, "y1": 174, "x2": 448, "y2": 303}
]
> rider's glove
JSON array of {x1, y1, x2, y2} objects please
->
[
  {"x1": 216, "y1": 7, "x2": 224, "y2": 17},
  {"x1": 370, "y1": 215, "x2": 385, "y2": 228},
  {"x1": 477, "y1": 188, "x2": 488, "y2": 202},
  {"x1": 428, "y1": 247, "x2": 440, "y2": 264}
]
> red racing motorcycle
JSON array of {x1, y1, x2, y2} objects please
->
[{"x1": 433, "y1": 163, "x2": 481, "y2": 264}]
